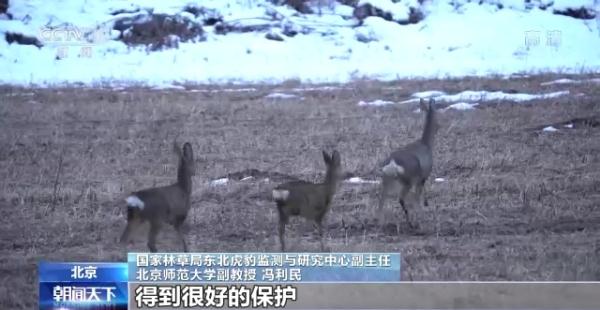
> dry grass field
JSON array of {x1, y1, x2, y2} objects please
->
[{"x1": 1, "y1": 75, "x2": 599, "y2": 308}]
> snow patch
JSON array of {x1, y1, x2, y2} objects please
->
[
  {"x1": 288, "y1": 86, "x2": 350, "y2": 92},
  {"x1": 188, "y1": 88, "x2": 258, "y2": 93},
  {"x1": 412, "y1": 90, "x2": 447, "y2": 98},
  {"x1": 151, "y1": 84, "x2": 186, "y2": 90},
  {"x1": 210, "y1": 178, "x2": 229, "y2": 186},
  {"x1": 345, "y1": 177, "x2": 380, "y2": 184},
  {"x1": 541, "y1": 78, "x2": 600, "y2": 86},
  {"x1": 265, "y1": 92, "x2": 300, "y2": 99},
  {"x1": 403, "y1": 90, "x2": 570, "y2": 103},
  {"x1": 1, "y1": 0, "x2": 600, "y2": 86},
  {"x1": 540, "y1": 78, "x2": 577, "y2": 86},
  {"x1": 2, "y1": 92, "x2": 35, "y2": 97},
  {"x1": 358, "y1": 99, "x2": 395, "y2": 106},
  {"x1": 444, "y1": 102, "x2": 479, "y2": 110}
]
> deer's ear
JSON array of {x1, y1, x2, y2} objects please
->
[
  {"x1": 322, "y1": 150, "x2": 332, "y2": 164},
  {"x1": 419, "y1": 98, "x2": 428, "y2": 112},
  {"x1": 183, "y1": 142, "x2": 194, "y2": 161},
  {"x1": 332, "y1": 150, "x2": 341, "y2": 163},
  {"x1": 173, "y1": 141, "x2": 183, "y2": 158}
]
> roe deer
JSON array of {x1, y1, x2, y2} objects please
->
[
  {"x1": 272, "y1": 150, "x2": 342, "y2": 252},
  {"x1": 377, "y1": 98, "x2": 439, "y2": 229},
  {"x1": 119, "y1": 140, "x2": 195, "y2": 252}
]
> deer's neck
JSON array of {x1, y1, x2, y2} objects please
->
[
  {"x1": 323, "y1": 169, "x2": 339, "y2": 199},
  {"x1": 177, "y1": 160, "x2": 192, "y2": 194},
  {"x1": 421, "y1": 109, "x2": 436, "y2": 148}
]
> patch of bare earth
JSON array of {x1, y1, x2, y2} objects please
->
[{"x1": 1, "y1": 74, "x2": 599, "y2": 308}]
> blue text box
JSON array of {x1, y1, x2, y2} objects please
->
[{"x1": 39, "y1": 262, "x2": 128, "y2": 283}]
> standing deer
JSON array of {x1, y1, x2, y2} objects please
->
[
  {"x1": 272, "y1": 150, "x2": 342, "y2": 252},
  {"x1": 119, "y1": 140, "x2": 195, "y2": 252},
  {"x1": 377, "y1": 98, "x2": 439, "y2": 229}
]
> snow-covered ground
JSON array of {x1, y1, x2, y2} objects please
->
[
  {"x1": 404, "y1": 89, "x2": 571, "y2": 103},
  {"x1": 265, "y1": 92, "x2": 302, "y2": 99},
  {"x1": 1, "y1": 0, "x2": 599, "y2": 87},
  {"x1": 358, "y1": 99, "x2": 396, "y2": 106},
  {"x1": 344, "y1": 176, "x2": 380, "y2": 184},
  {"x1": 357, "y1": 89, "x2": 571, "y2": 107},
  {"x1": 209, "y1": 177, "x2": 229, "y2": 186},
  {"x1": 540, "y1": 77, "x2": 600, "y2": 85}
]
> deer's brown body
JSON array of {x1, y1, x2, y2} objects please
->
[
  {"x1": 378, "y1": 98, "x2": 439, "y2": 228},
  {"x1": 120, "y1": 141, "x2": 195, "y2": 252},
  {"x1": 272, "y1": 150, "x2": 342, "y2": 252}
]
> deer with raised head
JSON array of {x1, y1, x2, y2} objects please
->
[
  {"x1": 377, "y1": 98, "x2": 439, "y2": 229},
  {"x1": 119, "y1": 140, "x2": 195, "y2": 252},
  {"x1": 272, "y1": 150, "x2": 342, "y2": 252}
]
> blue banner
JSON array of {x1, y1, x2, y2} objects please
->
[
  {"x1": 39, "y1": 262, "x2": 128, "y2": 310},
  {"x1": 127, "y1": 253, "x2": 401, "y2": 283}
]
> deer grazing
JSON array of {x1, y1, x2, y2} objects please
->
[
  {"x1": 377, "y1": 98, "x2": 439, "y2": 229},
  {"x1": 272, "y1": 150, "x2": 342, "y2": 252},
  {"x1": 119, "y1": 140, "x2": 195, "y2": 252}
]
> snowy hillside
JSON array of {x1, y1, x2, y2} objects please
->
[{"x1": 0, "y1": 0, "x2": 599, "y2": 87}]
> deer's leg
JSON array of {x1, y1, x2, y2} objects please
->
[
  {"x1": 120, "y1": 208, "x2": 142, "y2": 244},
  {"x1": 415, "y1": 179, "x2": 428, "y2": 207},
  {"x1": 277, "y1": 205, "x2": 288, "y2": 252},
  {"x1": 377, "y1": 176, "x2": 395, "y2": 223},
  {"x1": 278, "y1": 219, "x2": 287, "y2": 252},
  {"x1": 174, "y1": 215, "x2": 188, "y2": 253},
  {"x1": 119, "y1": 223, "x2": 132, "y2": 244},
  {"x1": 398, "y1": 181, "x2": 416, "y2": 229},
  {"x1": 147, "y1": 221, "x2": 161, "y2": 253},
  {"x1": 316, "y1": 213, "x2": 327, "y2": 252},
  {"x1": 317, "y1": 221, "x2": 325, "y2": 252}
]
